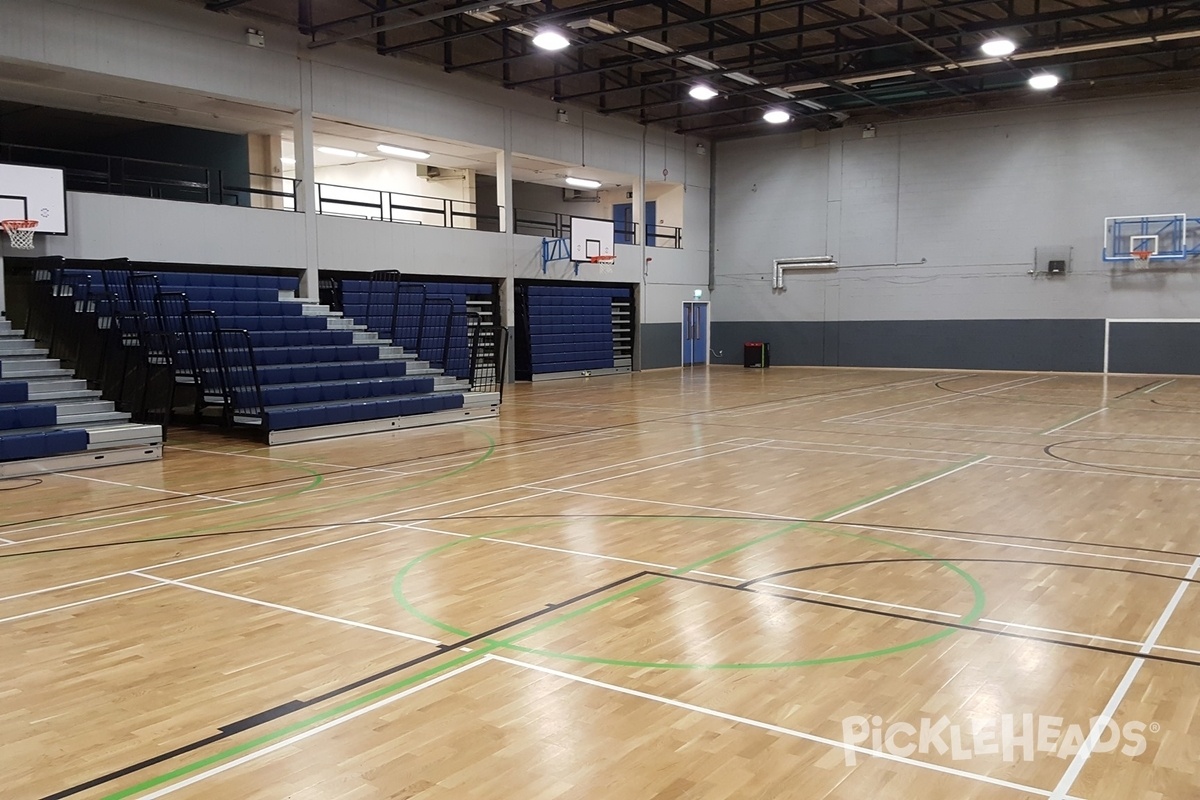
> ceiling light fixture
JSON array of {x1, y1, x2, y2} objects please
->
[
  {"x1": 565, "y1": 176, "x2": 601, "y2": 189},
  {"x1": 377, "y1": 144, "x2": 431, "y2": 159},
  {"x1": 763, "y1": 109, "x2": 790, "y2": 124},
  {"x1": 1028, "y1": 73, "x2": 1060, "y2": 90},
  {"x1": 689, "y1": 84, "x2": 718, "y2": 100},
  {"x1": 317, "y1": 146, "x2": 366, "y2": 158},
  {"x1": 980, "y1": 38, "x2": 1017, "y2": 57},
  {"x1": 532, "y1": 29, "x2": 570, "y2": 50}
]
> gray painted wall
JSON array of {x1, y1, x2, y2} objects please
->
[{"x1": 710, "y1": 91, "x2": 1200, "y2": 372}]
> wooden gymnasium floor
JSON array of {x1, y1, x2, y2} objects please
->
[{"x1": 4, "y1": 366, "x2": 1200, "y2": 800}]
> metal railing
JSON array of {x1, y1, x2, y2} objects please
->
[
  {"x1": 0, "y1": 143, "x2": 298, "y2": 211},
  {"x1": 315, "y1": 182, "x2": 489, "y2": 229}
]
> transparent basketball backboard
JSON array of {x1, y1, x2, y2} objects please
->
[
  {"x1": 570, "y1": 217, "x2": 615, "y2": 262},
  {"x1": 1103, "y1": 214, "x2": 1186, "y2": 261}
]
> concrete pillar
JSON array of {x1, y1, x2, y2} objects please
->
[{"x1": 294, "y1": 61, "x2": 319, "y2": 301}]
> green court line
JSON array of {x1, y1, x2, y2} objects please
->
[
  {"x1": 26, "y1": 431, "x2": 497, "y2": 558},
  {"x1": 103, "y1": 455, "x2": 983, "y2": 798}
]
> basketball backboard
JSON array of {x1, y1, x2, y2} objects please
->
[
  {"x1": 1103, "y1": 214, "x2": 1187, "y2": 261},
  {"x1": 0, "y1": 163, "x2": 67, "y2": 235},
  {"x1": 570, "y1": 217, "x2": 614, "y2": 262}
]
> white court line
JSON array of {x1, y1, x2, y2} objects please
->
[
  {"x1": 713, "y1": 375, "x2": 939, "y2": 419},
  {"x1": 491, "y1": 655, "x2": 1080, "y2": 799},
  {"x1": 1043, "y1": 408, "x2": 1106, "y2": 436},
  {"x1": 1048, "y1": 554, "x2": 1200, "y2": 800},
  {"x1": 131, "y1": 572, "x2": 443, "y2": 645},
  {"x1": 825, "y1": 456, "x2": 990, "y2": 521},
  {"x1": 824, "y1": 376, "x2": 1045, "y2": 424},
  {"x1": 1143, "y1": 379, "x2": 1175, "y2": 395},
  {"x1": 135, "y1": 657, "x2": 491, "y2": 800},
  {"x1": 0, "y1": 584, "x2": 163, "y2": 624},
  {"x1": 1, "y1": 515, "x2": 171, "y2": 549},
  {"x1": 56, "y1": 472, "x2": 243, "y2": 504},
  {"x1": 533, "y1": 443, "x2": 761, "y2": 493},
  {"x1": 0, "y1": 536, "x2": 13, "y2": 544}
]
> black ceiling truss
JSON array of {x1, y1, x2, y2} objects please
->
[{"x1": 200, "y1": 0, "x2": 1200, "y2": 138}]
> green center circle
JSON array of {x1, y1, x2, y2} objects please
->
[{"x1": 392, "y1": 516, "x2": 986, "y2": 670}]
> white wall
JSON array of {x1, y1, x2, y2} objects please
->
[
  {"x1": 314, "y1": 160, "x2": 475, "y2": 228},
  {"x1": 0, "y1": 0, "x2": 711, "y2": 331},
  {"x1": 713, "y1": 91, "x2": 1200, "y2": 324}
]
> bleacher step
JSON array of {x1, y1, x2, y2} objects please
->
[
  {"x1": 86, "y1": 422, "x2": 163, "y2": 447},
  {"x1": 56, "y1": 400, "x2": 120, "y2": 418},
  {"x1": 0, "y1": 360, "x2": 72, "y2": 376},
  {"x1": 58, "y1": 410, "x2": 132, "y2": 425},
  {"x1": 0, "y1": 343, "x2": 49, "y2": 356}
]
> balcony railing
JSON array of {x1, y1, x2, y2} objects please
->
[
  {"x1": 0, "y1": 143, "x2": 298, "y2": 212},
  {"x1": 314, "y1": 182, "x2": 491, "y2": 229},
  {"x1": 0, "y1": 143, "x2": 682, "y2": 245}
]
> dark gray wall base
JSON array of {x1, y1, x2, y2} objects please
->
[
  {"x1": 712, "y1": 319, "x2": 1107, "y2": 373},
  {"x1": 1108, "y1": 323, "x2": 1200, "y2": 375},
  {"x1": 640, "y1": 322, "x2": 683, "y2": 369}
]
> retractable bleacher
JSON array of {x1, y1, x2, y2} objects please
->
[{"x1": 34, "y1": 261, "x2": 497, "y2": 446}]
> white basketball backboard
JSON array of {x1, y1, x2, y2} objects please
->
[
  {"x1": 0, "y1": 163, "x2": 67, "y2": 235},
  {"x1": 570, "y1": 217, "x2": 614, "y2": 262}
]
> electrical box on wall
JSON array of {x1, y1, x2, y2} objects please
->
[{"x1": 1033, "y1": 246, "x2": 1073, "y2": 277}]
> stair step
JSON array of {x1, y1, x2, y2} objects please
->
[
  {"x1": 28, "y1": 386, "x2": 101, "y2": 401},
  {"x1": 86, "y1": 422, "x2": 162, "y2": 447},
  {"x1": 58, "y1": 410, "x2": 131, "y2": 425},
  {"x1": 0, "y1": 344, "x2": 48, "y2": 356},
  {"x1": 0, "y1": 359, "x2": 67, "y2": 376},
  {"x1": 56, "y1": 400, "x2": 118, "y2": 417}
]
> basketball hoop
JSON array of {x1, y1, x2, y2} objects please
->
[
  {"x1": 1131, "y1": 249, "x2": 1153, "y2": 268},
  {"x1": 1, "y1": 219, "x2": 38, "y2": 250},
  {"x1": 588, "y1": 255, "x2": 616, "y2": 274}
]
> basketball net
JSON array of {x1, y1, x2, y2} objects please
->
[
  {"x1": 1131, "y1": 250, "x2": 1153, "y2": 269},
  {"x1": 1, "y1": 219, "x2": 37, "y2": 250},
  {"x1": 589, "y1": 255, "x2": 615, "y2": 275}
]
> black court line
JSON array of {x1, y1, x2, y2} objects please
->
[
  {"x1": 8, "y1": 511, "x2": 1198, "y2": 563},
  {"x1": 652, "y1": 568, "x2": 1200, "y2": 671},
  {"x1": 41, "y1": 550, "x2": 1200, "y2": 798},
  {"x1": 40, "y1": 571, "x2": 652, "y2": 800},
  {"x1": 4, "y1": 372, "x2": 939, "y2": 531},
  {"x1": 1045, "y1": 438, "x2": 1200, "y2": 481}
]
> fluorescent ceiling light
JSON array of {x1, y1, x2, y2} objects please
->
[
  {"x1": 980, "y1": 38, "x2": 1016, "y2": 57},
  {"x1": 727, "y1": 72, "x2": 761, "y2": 85},
  {"x1": 467, "y1": 10, "x2": 501, "y2": 22},
  {"x1": 766, "y1": 88, "x2": 794, "y2": 99},
  {"x1": 533, "y1": 29, "x2": 570, "y2": 50},
  {"x1": 317, "y1": 146, "x2": 366, "y2": 158},
  {"x1": 280, "y1": 156, "x2": 296, "y2": 165},
  {"x1": 377, "y1": 144, "x2": 431, "y2": 159},
  {"x1": 626, "y1": 35, "x2": 675, "y2": 54},
  {"x1": 565, "y1": 176, "x2": 601, "y2": 189},
  {"x1": 763, "y1": 109, "x2": 790, "y2": 124},
  {"x1": 570, "y1": 18, "x2": 622, "y2": 34},
  {"x1": 679, "y1": 54, "x2": 720, "y2": 70},
  {"x1": 1028, "y1": 73, "x2": 1060, "y2": 90},
  {"x1": 689, "y1": 84, "x2": 718, "y2": 100},
  {"x1": 796, "y1": 99, "x2": 827, "y2": 110}
]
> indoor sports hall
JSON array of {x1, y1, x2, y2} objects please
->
[{"x1": 2, "y1": 2, "x2": 1200, "y2": 799}]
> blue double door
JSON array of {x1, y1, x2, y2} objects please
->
[
  {"x1": 613, "y1": 201, "x2": 656, "y2": 246},
  {"x1": 682, "y1": 301, "x2": 708, "y2": 366}
]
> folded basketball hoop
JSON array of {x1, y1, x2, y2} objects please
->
[
  {"x1": 1131, "y1": 249, "x2": 1153, "y2": 268},
  {"x1": 1, "y1": 219, "x2": 37, "y2": 250}
]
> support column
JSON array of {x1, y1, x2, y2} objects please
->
[
  {"x1": 294, "y1": 61, "x2": 319, "y2": 301},
  {"x1": 499, "y1": 111, "x2": 516, "y2": 382}
]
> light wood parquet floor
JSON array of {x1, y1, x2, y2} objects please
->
[{"x1": 4, "y1": 366, "x2": 1200, "y2": 799}]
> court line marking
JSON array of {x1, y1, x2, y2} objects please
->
[
  {"x1": 490, "y1": 655, "x2": 1079, "y2": 799},
  {"x1": 860, "y1": 376, "x2": 1058, "y2": 424},
  {"x1": 712, "y1": 375, "x2": 939, "y2": 419},
  {"x1": 0, "y1": 536, "x2": 13, "y2": 544},
  {"x1": 132, "y1": 657, "x2": 491, "y2": 800},
  {"x1": 2, "y1": 516, "x2": 173, "y2": 548},
  {"x1": 1048, "y1": 554, "x2": 1200, "y2": 800},
  {"x1": 1043, "y1": 408, "x2": 1107, "y2": 436},
  {"x1": 824, "y1": 376, "x2": 1048, "y2": 424},
  {"x1": 1143, "y1": 379, "x2": 1174, "y2": 395},
  {"x1": 130, "y1": 572, "x2": 444, "y2": 645},
  {"x1": 54, "y1": 472, "x2": 244, "y2": 504}
]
